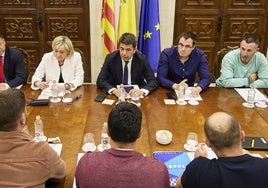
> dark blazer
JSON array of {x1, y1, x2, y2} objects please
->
[
  {"x1": 97, "y1": 50, "x2": 158, "y2": 93},
  {"x1": 4, "y1": 46, "x2": 27, "y2": 87}
]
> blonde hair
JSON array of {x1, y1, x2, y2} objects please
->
[{"x1": 52, "y1": 36, "x2": 74, "y2": 58}]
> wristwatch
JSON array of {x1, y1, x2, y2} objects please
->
[{"x1": 64, "y1": 83, "x2": 71, "y2": 90}]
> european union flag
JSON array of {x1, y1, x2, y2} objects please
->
[{"x1": 138, "y1": 0, "x2": 161, "y2": 73}]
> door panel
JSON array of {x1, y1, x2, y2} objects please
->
[
  {"x1": 0, "y1": 0, "x2": 91, "y2": 82},
  {"x1": 174, "y1": 0, "x2": 268, "y2": 81}
]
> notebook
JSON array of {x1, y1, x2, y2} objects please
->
[
  {"x1": 242, "y1": 136, "x2": 268, "y2": 150},
  {"x1": 153, "y1": 151, "x2": 191, "y2": 187}
]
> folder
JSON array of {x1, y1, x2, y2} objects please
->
[
  {"x1": 153, "y1": 151, "x2": 190, "y2": 187},
  {"x1": 242, "y1": 136, "x2": 268, "y2": 150}
]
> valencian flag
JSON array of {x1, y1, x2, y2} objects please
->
[
  {"x1": 118, "y1": 0, "x2": 137, "y2": 39},
  {"x1": 101, "y1": 0, "x2": 116, "y2": 57},
  {"x1": 138, "y1": 0, "x2": 161, "y2": 73}
]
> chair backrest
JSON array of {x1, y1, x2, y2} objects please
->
[
  {"x1": 75, "y1": 48, "x2": 85, "y2": 63},
  {"x1": 12, "y1": 46, "x2": 32, "y2": 83},
  {"x1": 213, "y1": 46, "x2": 239, "y2": 82}
]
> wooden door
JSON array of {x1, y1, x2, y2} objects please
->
[
  {"x1": 0, "y1": 0, "x2": 91, "y2": 82},
  {"x1": 173, "y1": 0, "x2": 268, "y2": 81}
]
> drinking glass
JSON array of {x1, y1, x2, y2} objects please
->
[
  {"x1": 51, "y1": 80, "x2": 61, "y2": 103},
  {"x1": 62, "y1": 90, "x2": 72, "y2": 103},
  {"x1": 131, "y1": 94, "x2": 140, "y2": 106},
  {"x1": 175, "y1": 85, "x2": 186, "y2": 105},
  {"x1": 185, "y1": 132, "x2": 198, "y2": 151},
  {"x1": 247, "y1": 88, "x2": 255, "y2": 107},
  {"x1": 82, "y1": 133, "x2": 96, "y2": 152},
  {"x1": 190, "y1": 88, "x2": 199, "y2": 100}
]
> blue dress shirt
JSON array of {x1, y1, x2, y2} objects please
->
[{"x1": 157, "y1": 46, "x2": 210, "y2": 90}]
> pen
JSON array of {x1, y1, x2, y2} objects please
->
[{"x1": 251, "y1": 139, "x2": 255, "y2": 148}]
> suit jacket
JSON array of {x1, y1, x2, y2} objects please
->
[
  {"x1": 97, "y1": 50, "x2": 158, "y2": 93},
  {"x1": 31, "y1": 51, "x2": 84, "y2": 91},
  {"x1": 3, "y1": 46, "x2": 27, "y2": 87}
]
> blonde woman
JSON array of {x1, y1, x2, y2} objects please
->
[{"x1": 31, "y1": 36, "x2": 84, "y2": 91}]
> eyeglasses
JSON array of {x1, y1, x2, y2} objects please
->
[{"x1": 178, "y1": 43, "x2": 193, "y2": 50}]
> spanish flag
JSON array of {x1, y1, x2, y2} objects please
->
[
  {"x1": 118, "y1": 0, "x2": 137, "y2": 39},
  {"x1": 101, "y1": 0, "x2": 116, "y2": 57}
]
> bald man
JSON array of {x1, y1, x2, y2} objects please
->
[{"x1": 176, "y1": 112, "x2": 268, "y2": 188}]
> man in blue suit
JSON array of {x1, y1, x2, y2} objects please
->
[
  {"x1": 0, "y1": 33, "x2": 27, "y2": 89},
  {"x1": 97, "y1": 32, "x2": 158, "y2": 97}
]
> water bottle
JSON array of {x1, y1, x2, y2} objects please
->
[
  {"x1": 34, "y1": 115, "x2": 44, "y2": 141},
  {"x1": 118, "y1": 84, "x2": 126, "y2": 102},
  {"x1": 51, "y1": 80, "x2": 59, "y2": 101},
  {"x1": 101, "y1": 122, "x2": 109, "y2": 150}
]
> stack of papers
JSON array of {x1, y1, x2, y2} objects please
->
[
  {"x1": 235, "y1": 88, "x2": 268, "y2": 102},
  {"x1": 49, "y1": 143, "x2": 62, "y2": 156}
]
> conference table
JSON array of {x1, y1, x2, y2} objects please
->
[{"x1": 21, "y1": 84, "x2": 268, "y2": 188}]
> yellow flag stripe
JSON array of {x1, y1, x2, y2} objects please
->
[{"x1": 118, "y1": 0, "x2": 137, "y2": 39}]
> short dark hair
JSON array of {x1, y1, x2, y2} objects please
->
[
  {"x1": 0, "y1": 33, "x2": 4, "y2": 39},
  {"x1": 0, "y1": 88, "x2": 26, "y2": 131},
  {"x1": 176, "y1": 31, "x2": 197, "y2": 46},
  {"x1": 118, "y1": 33, "x2": 137, "y2": 48},
  {"x1": 242, "y1": 34, "x2": 260, "y2": 46},
  {"x1": 204, "y1": 112, "x2": 241, "y2": 150},
  {"x1": 108, "y1": 102, "x2": 142, "y2": 143}
]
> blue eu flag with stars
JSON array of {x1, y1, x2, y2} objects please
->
[{"x1": 138, "y1": 0, "x2": 161, "y2": 73}]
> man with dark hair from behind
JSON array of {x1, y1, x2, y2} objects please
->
[
  {"x1": 75, "y1": 102, "x2": 170, "y2": 188},
  {"x1": 0, "y1": 88, "x2": 66, "y2": 187},
  {"x1": 176, "y1": 111, "x2": 268, "y2": 188}
]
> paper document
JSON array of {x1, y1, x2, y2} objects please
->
[
  {"x1": 116, "y1": 85, "x2": 143, "y2": 98},
  {"x1": 102, "y1": 99, "x2": 115, "y2": 105},
  {"x1": 235, "y1": 88, "x2": 268, "y2": 102},
  {"x1": 49, "y1": 143, "x2": 62, "y2": 156},
  {"x1": 73, "y1": 153, "x2": 85, "y2": 188},
  {"x1": 164, "y1": 99, "x2": 176, "y2": 105},
  {"x1": 40, "y1": 82, "x2": 65, "y2": 97},
  {"x1": 184, "y1": 87, "x2": 203, "y2": 101}
]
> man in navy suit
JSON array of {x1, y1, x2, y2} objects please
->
[
  {"x1": 97, "y1": 32, "x2": 158, "y2": 97},
  {"x1": 0, "y1": 33, "x2": 27, "y2": 89}
]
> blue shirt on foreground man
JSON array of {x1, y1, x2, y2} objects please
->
[
  {"x1": 176, "y1": 112, "x2": 268, "y2": 188},
  {"x1": 157, "y1": 31, "x2": 210, "y2": 94}
]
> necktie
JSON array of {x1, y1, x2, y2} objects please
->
[
  {"x1": 0, "y1": 56, "x2": 4, "y2": 83},
  {"x1": 123, "y1": 61, "x2": 129, "y2": 85}
]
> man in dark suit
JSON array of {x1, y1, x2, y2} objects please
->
[
  {"x1": 97, "y1": 32, "x2": 158, "y2": 97},
  {"x1": 0, "y1": 33, "x2": 27, "y2": 89}
]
